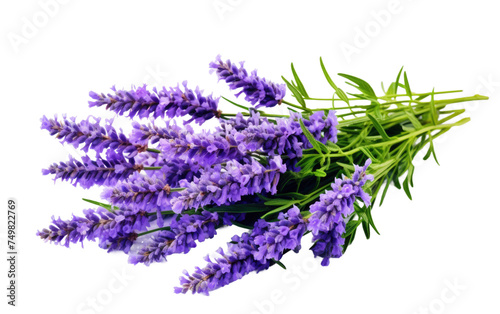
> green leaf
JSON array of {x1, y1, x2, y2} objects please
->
[
  {"x1": 273, "y1": 259, "x2": 287, "y2": 270},
  {"x1": 362, "y1": 220, "x2": 371, "y2": 239},
  {"x1": 359, "y1": 147, "x2": 378, "y2": 163},
  {"x1": 261, "y1": 202, "x2": 298, "y2": 218},
  {"x1": 343, "y1": 219, "x2": 362, "y2": 238},
  {"x1": 366, "y1": 113, "x2": 391, "y2": 141},
  {"x1": 264, "y1": 198, "x2": 295, "y2": 206},
  {"x1": 299, "y1": 119, "x2": 323, "y2": 154},
  {"x1": 429, "y1": 88, "x2": 438, "y2": 125},
  {"x1": 312, "y1": 168, "x2": 327, "y2": 177},
  {"x1": 403, "y1": 176, "x2": 413, "y2": 200},
  {"x1": 379, "y1": 171, "x2": 394, "y2": 206},
  {"x1": 423, "y1": 134, "x2": 440, "y2": 165},
  {"x1": 291, "y1": 63, "x2": 309, "y2": 97},
  {"x1": 365, "y1": 206, "x2": 380, "y2": 235},
  {"x1": 403, "y1": 71, "x2": 412, "y2": 99},
  {"x1": 221, "y1": 96, "x2": 250, "y2": 111},
  {"x1": 82, "y1": 198, "x2": 117, "y2": 212},
  {"x1": 338, "y1": 73, "x2": 377, "y2": 99},
  {"x1": 231, "y1": 221, "x2": 254, "y2": 230},
  {"x1": 319, "y1": 57, "x2": 350, "y2": 105},
  {"x1": 393, "y1": 66, "x2": 404, "y2": 96},
  {"x1": 405, "y1": 110, "x2": 423, "y2": 130},
  {"x1": 282, "y1": 76, "x2": 306, "y2": 108}
]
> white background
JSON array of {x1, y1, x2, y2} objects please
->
[{"x1": 1, "y1": 1, "x2": 500, "y2": 313}]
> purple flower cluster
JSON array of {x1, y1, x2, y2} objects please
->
[
  {"x1": 129, "y1": 211, "x2": 233, "y2": 266},
  {"x1": 42, "y1": 151, "x2": 143, "y2": 189},
  {"x1": 176, "y1": 207, "x2": 304, "y2": 295},
  {"x1": 89, "y1": 82, "x2": 220, "y2": 125},
  {"x1": 37, "y1": 207, "x2": 150, "y2": 253},
  {"x1": 307, "y1": 159, "x2": 373, "y2": 266},
  {"x1": 41, "y1": 115, "x2": 146, "y2": 158},
  {"x1": 252, "y1": 206, "x2": 306, "y2": 263},
  {"x1": 101, "y1": 172, "x2": 177, "y2": 213},
  {"x1": 175, "y1": 233, "x2": 271, "y2": 295},
  {"x1": 159, "y1": 124, "x2": 244, "y2": 168},
  {"x1": 171, "y1": 156, "x2": 286, "y2": 213},
  {"x1": 209, "y1": 55, "x2": 286, "y2": 108},
  {"x1": 220, "y1": 110, "x2": 338, "y2": 171}
]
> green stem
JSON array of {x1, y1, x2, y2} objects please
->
[
  {"x1": 146, "y1": 148, "x2": 161, "y2": 153},
  {"x1": 282, "y1": 100, "x2": 312, "y2": 112},
  {"x1": 310, "y1": 119, "x2": 469, "y2": 159},
  {"x1": 137, "y1": 226, "x2": 171, "y2": 237}
]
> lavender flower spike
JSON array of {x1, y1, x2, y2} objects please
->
[
  {"x1": 37, "y1": 207, "x2": 150, "y2": 253},
  {"x1": 89, "y1": 82, "x2": 221, "y2": 125},
  {"x1": 175, "y1": 232, "x2": 271, "y2": 295},
  {"x1": 171, "y1": 156, "x2": 286, "y2": 213},
  {"x1": 307, "y1": 159, "x2": 374, "y2": 266},
  {"x1": 129, "y1": 211, "x2": 223, "y2": 265},
  {"x1": 209, "y1": 55, "x2": 286, "y2": 108},
  {"x1": 42, "y1": 151, "x2": 144, "y2": 189},
  {"x1": 252, "y1": 206, "x2": 306, "y2": 263},
  {"x1": 41, "y1": 115, "x2": 147, "y2": 158}
]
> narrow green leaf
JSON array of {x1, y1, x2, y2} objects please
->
[
  {"x1": 429, "y1": 88, "x2": 438, "y2": 125},
  {"x1": 362, "y1": 220, "x2": 371, "y2": 239},
  {"x1": 366, "y1": 113, "x2": 391, "y2": 141},
  {"x1": 423, "y1": 135, "x2": 440, "y2": 165},
  {"x1": 291, "y1": 63, "x2": 309, "y2": 97},
  {"x1": 403, "y1": 71, "x2": 412, "y2": 99},
  {"x1": 282, "y1": 76, "x2": 306, "y2": 108},
  {"x1": 299, "y1": 119, "x2": 323, "y2": 154},
  {"x1": 343, "y1": 219, "x2": 362, "y2": 238},
  {"x1": 403, "y1": 176, "x2": 413, "y2": 200},
  {"x1": 231, "y1": 221, "x2": 254, "y2": 230},
  {"x1": 221, "y1": 96, "x2": 250, "y2": 111},
  {"x1": 264, "y1": 199, "x2": 295, "y2": 206},
  {"x1": 273, "y1": 259, "x2": 287, "y2": 270},
  {"x1": 82, "y1": 198, "x2": 117, "y2": 212},
  {"x1": 394, "y1": 66, "x2": 404, "y2": 96},
  {"x1": 319, "y1": 57, "x2": 350, "y2": 105},
  {"x1": 338, "y1": 73, "x2": 377, "y2": 99},
  {"x1": 365, "y1": 206, "x2": 380, "y2": 235},
  {"x1": 261, "y1": 202, "x2": 298, "y2": 218},
  {"x1": 359, "y1": 147, "x2": 378, "y2": 162}
]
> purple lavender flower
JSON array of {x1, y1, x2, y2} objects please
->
[
  {"x1": 209, "y1": 55, "x2": 286, "y2": 108},
  {"x1": 175, "y1": 232, "x2": 271, "y2": 295},
  {"x1": 42, "y1": 151, "x2": 145, "y2": 189},
  {"x1": 37, "y1": 207, "x2": 150, "y2": 253},
  {"x1": 158, "y1": 124, "x2": 244, "y2": 168},
  {"x1": 220, "y1": 110, "x2": 338, "y2": 171},
  {"x1": 41, "y1": 115, "x2": 147, "y2": 158},
  {"x1": 171, "y1": 156, "x2": 286, "y2": 213},
  {"x1": 101, "y1": 165, "x2": 194, "y2": 212},
  {"x1": 252, "y1": 206, "x2": 306, "y2": 263},
  {"x1": 88, "y1": 82, "x2": 220, "y2": 125},
  {"x1": 129, "y1": 120, "x2": 181, "y2": 146},
  {"x1": 307, "y1": 159, "x2": 373, "y2": 266},
  {"x1": 129, "y1": 211, "x2": 225, "y2": 265}
]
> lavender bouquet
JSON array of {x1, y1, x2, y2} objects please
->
[{"x1": 38, "y1": 56, "x2": 487, "y2": 295}]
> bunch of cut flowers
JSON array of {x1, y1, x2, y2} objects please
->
[{"x1": 38, "y1": 55, "x2": 488, "y2": 295}]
